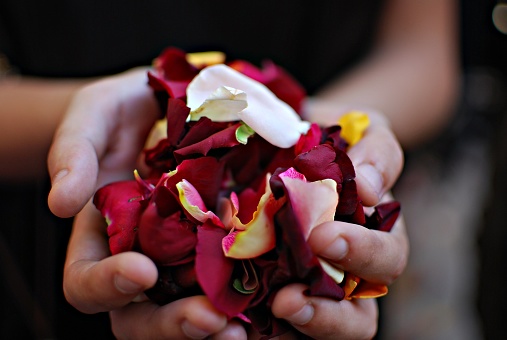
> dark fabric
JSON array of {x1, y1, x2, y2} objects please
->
[
  {"x1": 461, "y1": 0, "x2": 507, "y2": 339},
  {"x1": 0, "y1": 0, "x2": 383, "y2": 93},
  {"x1": 0, "y1": 1, "x2": 385, "y2": 338}
]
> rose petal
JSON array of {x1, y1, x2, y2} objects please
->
[
  {"x1": 186, "y1": 64, "x2": 310, "y2": 148},
  {"x1": 337, "y1": 111, "x2": 370, "y2": 147},
  {"x1": 196, "y1": 222, "x2": 256, "y2": 317},
  {"x1": 177, "y1": 179, "x2": 224, "y2": 227},
  {"x1": 222, "y1": 177, "x2": 285, "y2": 259},
  {"x1": 279, "y1": 168, "x2": 338, "y2": 239},
  {"x1": 93, "y1": 180, "x2": 145, "y2": 255},
  {"x1": 138, "y1": 187, "x2": 197, "y2": 266},
  {"x1": 190, "y1": 86, "x2": 248, "y2": 122}
]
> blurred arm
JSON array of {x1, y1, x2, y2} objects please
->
[
  {"x1": 305, "y1": 0, "x2": 460, "y2": 149},
  {"x1": 0, "y1": 76, "x2": 89, "y2": 179}
]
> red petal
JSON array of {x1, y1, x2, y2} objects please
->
[
  {"x1": 195, "y1": 222, "x2": 256, "y2": 317},
  {"x1": 365, "y1": 201, "x2": 401, "y2": 232},
  {"x1": 174, "y1": 123, "x2": 242, "y2": 163},
  {"x1": 294, "y1": 144, "x2": 343, "y2": 186},
  {"x1": 93, "y1": 180, "x2": 145, "y2": 255},
  {"x1": 295, "y1": 123, "x2": 322, "y2": 155},
  {"x1": 138, "y1": 195, "x2": 197, "y2": 266}
]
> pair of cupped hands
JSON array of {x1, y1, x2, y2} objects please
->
[{"x1": 47, "y1": 68, "x2": 408, "y2": 339}]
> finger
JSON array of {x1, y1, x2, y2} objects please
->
[
  {"x1": 309, "y1": 216, "x2": 408, "y2": 285},
  {"x1": 271, "y1": 283, "x2": 378, "y2": 340},
  {"x1": 348, "y1": 114, "x2": 404, "y2": 206},
  {"x1": 110, "y1": 296, "x2": 229, "y2": 340},
  {"x1": 47, "y1": 68, "x2": 159, "y2": 218},
  {"x1": 211, "y1": 320, "x2": 248, "y2": 340},
  {"x1": 63, "y1": 202, "x2": 158, "y2": 313}
]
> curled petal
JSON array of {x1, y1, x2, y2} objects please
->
[
  {"x1": 318, "y1": 258, "x2": 345, "y2": 284},
  {"x1": 279, "y1": 168, "x2": 338, "y2": 239},
  {"x1": 186, "y1": 64, "x2": 310, "y2": 148},
  {"x1": 190, "y1": 86, "x2": 248, "y2": 122},
  {"x1": 177, "y1": 180, "x2": 224, "y2": 227},
  {"x1": 223, "y1": 177, "x2": 286, "y2": 259},
  {"x1": 343, "y1": 273, "x2": 388, "y2": 300}
]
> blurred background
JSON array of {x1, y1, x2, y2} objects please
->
[
  {"x1": 2, "y1": 0, "x2": 507, "y2": 339},
  {"x1": 381, "y1": 0, "x2": 507, "y2": 339}
]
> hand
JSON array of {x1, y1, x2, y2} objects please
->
[
  {"x1": 50, "y1": 69, "x2": 248, "y2": 339},
  {"x1": 47, "y1": 68, "x2": 161, "y2": 218},
  {"x1": 271, "y1": 107, "x2": 408, "y2": 339},
  {"x1": 65, "y1": 201, "x2": 245, "y2": 339}
]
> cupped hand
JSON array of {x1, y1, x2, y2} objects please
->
[
  {"x1": 51, "y1": 69, "x2": 247, "y2": 339},
  {"x1": 65, "y1": 200, "x2": 243, "y2": 339},
  {"x1": 272, "y1": 104, "x2": 408, "y2": 339},
  {"x1": 47, "y1": 67, "x2": 160, "y2": 218}
]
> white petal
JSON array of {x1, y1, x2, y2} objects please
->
[
  {"x1": 187, "y1": 64, "x2": 310, "y2": 148},
  {"x1": 189, "y1": 86, "x2": 247, "y2": 122}
]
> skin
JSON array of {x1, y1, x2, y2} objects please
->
[{"x1": 0, "y1": 0, "x2": 457, "y2": 338}]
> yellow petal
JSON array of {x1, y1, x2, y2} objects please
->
[
  {"x1": 337, "y1": 111, "x2": 370, "y2": 147},
  {"x1": 186, "y1": 51, "x2": 226, "y2": 67}
]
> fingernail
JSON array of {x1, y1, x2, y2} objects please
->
[
  {"x1": 51, "y1": 169, "x2": 69, "y2": 185},
  {"x1": 356, "y1": 163, "x2": 383, "y2": 199},
  {"x1": 114, "y1": 275, "x2": 142, "y2": 294},
  {"x1": 321, "y1": 237, "x2": 349, "y2": 260},
  {"x1": 285, "y1": 304, "x2": 314, "y2": 326},
  {"x1": 181, "y1": 320, "x2": 211, "y2": 339}
]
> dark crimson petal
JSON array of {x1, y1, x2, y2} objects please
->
[
  {"x1": 323, "y1": 125, "x2": 348, "y2": 151},
  {"x1": 272, "y1": 202, "x2": 345, "y2": 300},
  {"x1": 165, "y1": 157, "x2": 224, "y2": 210},
  {"x1": 246, "y1": 303, "x2": 291, "y2": 339},
  {"x1": 263, "y1": 147, "x2": 296, "y2": 176},
  {"x1": 262, "y1": 61, "x2": 306, "y2": 114},
  {"x1": 334, "y1": 148, "x2": 356, "y2": 181},
  {"x1": 93, "y1": 180, "x2": 144, "y2": 255},
  {"x1": 365, "y1": 201, "x2": 401, "y2": 232},
  {"x1": 227, "y1": 60, "x2": 306, "y2": 113},
  {"x1": 195, "y1": 222, "x2": 256, "y2": 317},
  {"x1": 152, "y1": 185, "x2": 180, "y2": 217},
  {"x1": 147, "y1": 71, "x2": 191, "y2": 100},
  {"x1": 269, "y1": 167, "x2": 289, "y2": 200},
  {"x1": 226, "y1": 144, "x2": 261, "y2": 186},
  {"x1": 138, "y1": 197, "x2": 197, "y2": 266},
  {"x1": 145, "y1": 263, "x2": 202, "y2": 306},
  {"x1": 335, "y1": 179, "x2": 360, "y2": 216},
  {"x1": 293, "y1": 144, "x2": 343, "y2": 187},
  {"x1": 295, "y1": 123, "x2": 322, "y2": 156},
  {"x1": 236, "y1": 185, "x2": 265, "y2": 224},
  {"x1": 154, "y1": 47, "x2": 199, "y2": 81},
  {"x1": 143, "y1": 138, "x2": 177, "y2": 173},
  {"x1": 336, "y1": 199, "x2": 366, "y2": 226},
  {"x1": 178, "y1": 117, "x2": 231, "y2": 149},
  {"x1": 174, "y1": 123, "x2": 243, "y2": 163},
  {"x1": 229, "y1": 142, "x2": 292, "y2": 194},
  {"x1": 166, "y1": 98, "x2": 191, "y2": 145}
]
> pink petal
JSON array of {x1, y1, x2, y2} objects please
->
[{"x1": 279, "y1": 168, "x2": 338, "y2": 239}]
